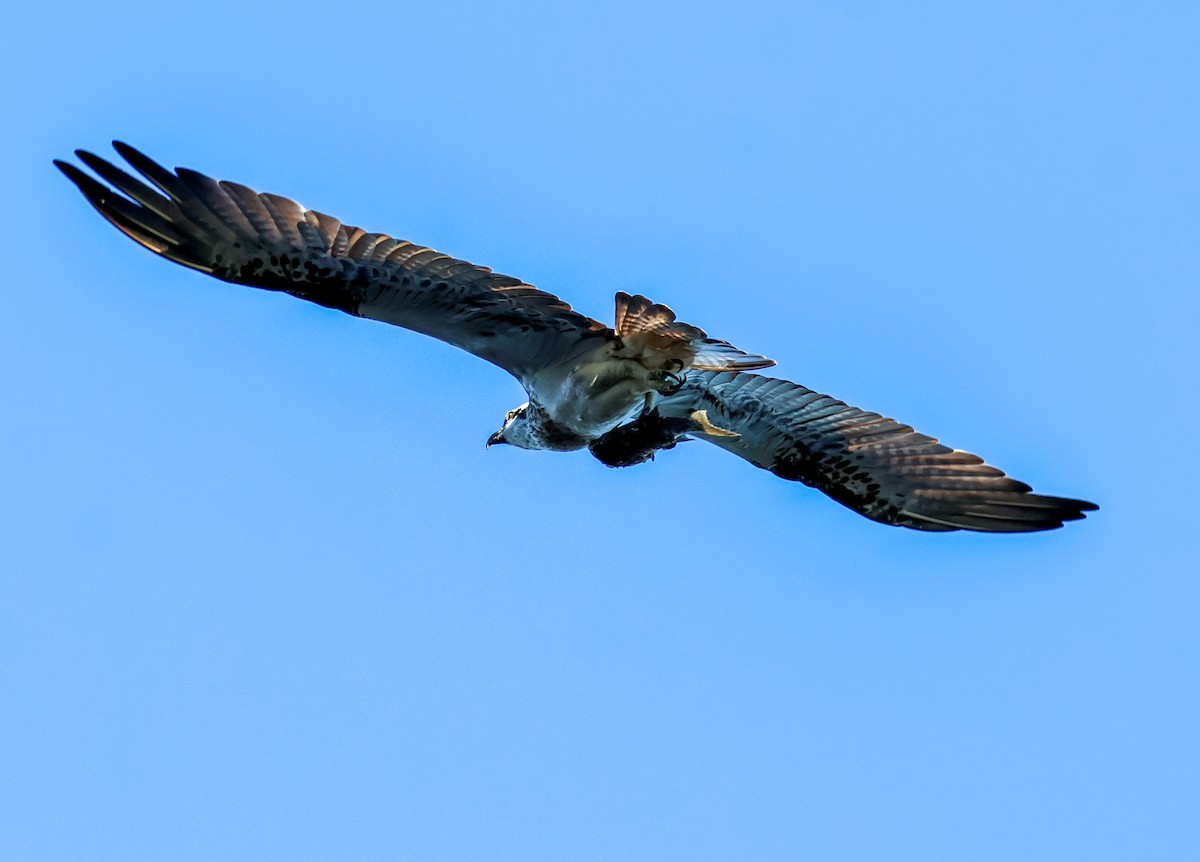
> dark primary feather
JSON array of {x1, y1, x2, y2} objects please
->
[
  {"x1": 56, "y1": 142, "x2": 609, "y2": 382},
  {"x1": 650, "y1": 371, "x2": 1097, "y2": 532}
]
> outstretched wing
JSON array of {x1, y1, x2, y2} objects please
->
[
  {"x1": 651, "y1": 371, "x2": 1097, "y2": 532},
  {"x1": 55, "y1": 142, "x2": 610, "y2": 383}
]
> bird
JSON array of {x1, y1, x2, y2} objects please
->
[{"x1": 56, "y1": 142, "x2": 1097, "y2": 533}]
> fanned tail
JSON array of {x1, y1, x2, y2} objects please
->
[
  {"x1": 614, "y1": 292, "x2": 705, "y2": 343},
  {"x1": 613, "y1": 291, "x2": 774, "y2": 372}
]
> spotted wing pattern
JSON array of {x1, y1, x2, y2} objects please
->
[
  {"x1": 653, "y1": 371, "x2": 1097, "y2": 532},
  {"x1": 55, "y1": 143, "x2": 610, "y2": 382}
]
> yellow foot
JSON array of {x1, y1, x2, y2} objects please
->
[{"x1": 689, "y1": 409, "x2": 739, "y2": 438}]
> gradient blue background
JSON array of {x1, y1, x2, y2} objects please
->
[{"x1": 3, "y1": 2, "x2": 1197, "y2": 859}]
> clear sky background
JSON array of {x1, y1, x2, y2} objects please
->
[{"x1": 3, "y1": 1, "x2": 1197, "y2": 859}]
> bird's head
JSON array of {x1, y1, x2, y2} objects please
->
[{"x1": 486, "y1": 403, "x2": 537, "y2": 450}]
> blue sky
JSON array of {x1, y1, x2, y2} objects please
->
[{"x1": 3, "y1": 1, "x2": 1197, "y2": 859}]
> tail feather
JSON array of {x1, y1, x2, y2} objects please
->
[
  {"x1": 613, "y1": 291, "x2": 774, "y2": 372},
  {"x1": 614, "y1": 292, "x2": 705, "y2": 342}
]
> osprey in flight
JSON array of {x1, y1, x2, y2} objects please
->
[{"x1": 57, "y1": 142, "x2": 1096, "y2": 532}]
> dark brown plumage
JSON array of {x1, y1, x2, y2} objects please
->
[{"x1": 56, "y1": 142, "x2": 1097, "y2": 532}]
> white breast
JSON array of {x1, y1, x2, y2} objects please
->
[{"x1": 526, "y1": 347, "x2": 653, "y2": 438}]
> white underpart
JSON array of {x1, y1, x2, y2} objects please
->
[{"x1": 524, "y1": 345, "x2": 656, "y2": 438}]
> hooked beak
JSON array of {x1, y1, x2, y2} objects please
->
[{"x1": 486, "y1": 431, "x2": 507, "y2": 448}]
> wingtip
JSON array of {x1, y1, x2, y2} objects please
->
[
  {"x1": 54, "y1": 158, "x2": 88, "y2": 185},
  {"x1": 74, "y1": 148, "x2": 112, "y2": 176},
  {"x1": 899, "y1": 491, "x2": 1099, "y2": 533},
  {"x1": 1045, "y1": 495, "x2": 1099, "y2": 518},
  {"x1": 111, "y1": 140, "x2": 150, "y2": 167}
]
